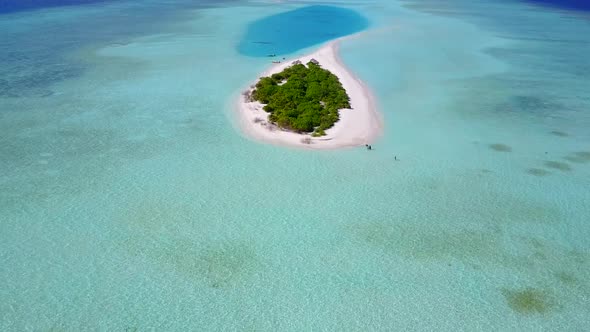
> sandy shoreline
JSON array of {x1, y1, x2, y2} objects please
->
[{"x1": 236, "y1": 39, "x2": 382, "y2": 150}]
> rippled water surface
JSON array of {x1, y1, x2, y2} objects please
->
[{"x1": 1, "y1": 0, "x2": 589, "y2": 330}]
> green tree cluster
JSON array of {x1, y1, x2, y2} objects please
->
[{"x1": 251, "y1": 61, "x2": 350, "y2": 135}]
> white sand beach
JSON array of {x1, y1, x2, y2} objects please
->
[{"x1": 236, "y1": 40, "x2": 382, "y2": 149}]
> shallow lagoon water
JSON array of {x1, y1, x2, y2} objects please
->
[{"x1": 1, "y1": 0, "x2": 589, "y2": 330}]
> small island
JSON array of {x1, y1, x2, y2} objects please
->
[
  {"x1": 237, "y1": 40, "x2": 382, "y2": 149},
  {"x1": 247, "y1": 60, "x2": 351, "y2": 137}
]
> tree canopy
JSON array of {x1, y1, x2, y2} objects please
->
[{"x1": 251, "y1": 61, "x2": 350, "y2": 136}]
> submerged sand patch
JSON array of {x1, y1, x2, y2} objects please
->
[
  {"x1": 489, "y1": 143, "x2": 512, "y2": 152},
  {"x1": 502, "y1": 288, "x2": 554, "y2": 315},
  {"x1": 526, "y1": 168, "x2": 551, "y2": 177},
  {"x1": 544, "y1": 160, "x2": 572, "y2": 172}
]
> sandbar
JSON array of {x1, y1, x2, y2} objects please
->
[{"x1": 236, "y1": 39, "x2": 382, "y2": 149}]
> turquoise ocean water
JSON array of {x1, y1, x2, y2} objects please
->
[
  {"x1": 237, "y1": 5, "x2": 369, "y2": 57},
  {"x1": 1, "y1": 0, "x2": 589, "y2": 330}
]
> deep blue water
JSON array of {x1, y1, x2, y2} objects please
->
[
  {"x1": 0, "y1": 0, "x2": 239, "y2": 14},
  {"x1": 2, "y1": 0, "x2": 588, "y2": 16},
  {"x1": 526, "y1": 0, "x2": 590, "y2": 11},
  {"x1": 0, "y1": 0, "x2": 110, "y2": 13},
  {"x1": 237, "y1": 5, "x2": 369, "y2": 57}
]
